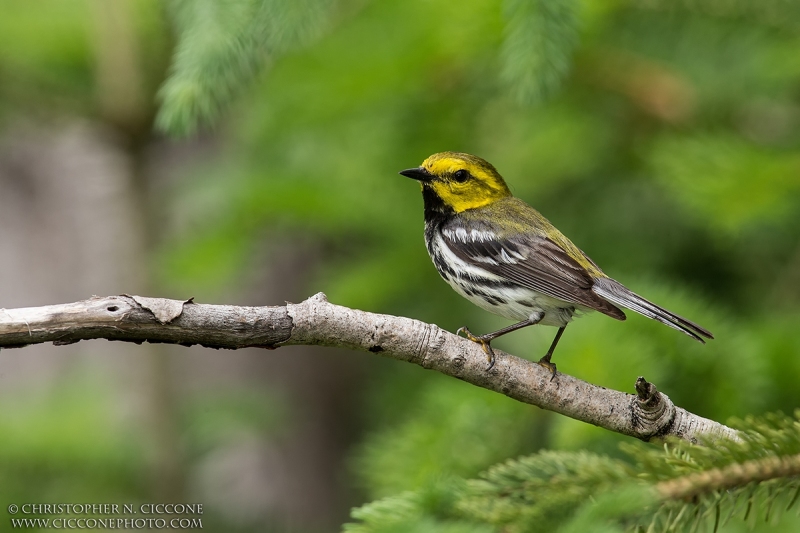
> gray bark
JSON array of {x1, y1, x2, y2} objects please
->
[{"x1": 0, "y1": 292, "x2": 739, "y2": 444}]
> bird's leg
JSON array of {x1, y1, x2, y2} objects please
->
[
  {"x1": 537, "y1": 326, "x2": 566, "y2": 380},
  {"x1": 457, "y1": 314, "x2": 543, "y2": 371}
]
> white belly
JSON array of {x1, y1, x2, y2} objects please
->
[{"x1": 443, "y1": 274, "x2": 579, "y2": 327}]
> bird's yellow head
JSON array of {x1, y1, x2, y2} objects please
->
[{"x1": 400, "y1": 152, "x2": 511, "y2": 214}]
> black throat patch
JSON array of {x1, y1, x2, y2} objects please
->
[{"x1": 421, "y1": 185, "x2": 454, "y2": 224}]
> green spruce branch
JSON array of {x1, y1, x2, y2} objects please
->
[
  {"x1": 156, "y1": 0, "x2": 335, "y2": 136},
  {"x1": 656, "y1": 452, "x2": 800, "y2": 502},
  {"x1": 347, "y1": 412, "x2": 800, "y2": 533},
  {"x1": 500, "y1": 0, "x2": 579, "y2": 106},
  {"x1": 156, "y1": 0, "x2": 584, "y2": 135}
]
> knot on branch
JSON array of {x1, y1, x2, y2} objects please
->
[
  {"x1": 632, "y1": 376, "x2": 676, "y2": 440},
  {"x1": 308, "y1": 292, "x2": 329, "y2": 303}
]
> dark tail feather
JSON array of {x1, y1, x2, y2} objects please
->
[{"x1": 592, "y1": 278, "x2": 713, "y2": 343}]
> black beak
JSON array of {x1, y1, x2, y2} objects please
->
[{"x1": 399, "y1": 167, "x2": 433, "y2": 183}]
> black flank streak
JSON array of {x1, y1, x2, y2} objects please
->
[
  {"x1": 466, "y1": 278, "x2": 518, "y2": 288},
  {"x1": 482, "y1": 296, "x2": 507, "y2": 306}
]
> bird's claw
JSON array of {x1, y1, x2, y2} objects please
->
[
  {"x1": 537, "y1": 356, "x2": 557, "y2": 382},
  {"x1": 457, "y1": 326, "x2": 496, "y2": 371}
]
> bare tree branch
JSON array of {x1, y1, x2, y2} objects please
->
[{"x1": 0, "y1": 292, "x2": 739, "y2": 444}]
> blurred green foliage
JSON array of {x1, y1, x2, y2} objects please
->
[
  {"x1": 1, "y1": 0, "x2": 800, "y2": 530},
  {"x1": 0, "y1": 378, "x2": 146, "y2": 504}
]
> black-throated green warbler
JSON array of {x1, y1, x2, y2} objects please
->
[{"x1": 400, "y1": 152, "x2": 713, "y2": 373}]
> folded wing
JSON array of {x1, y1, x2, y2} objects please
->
[{"x1": 440, "y1": 224, "x2": 626, "y2": 320}]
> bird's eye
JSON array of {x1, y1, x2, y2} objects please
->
[{"x1": 453, "y1": 169, "x2": 469, "y2": 183}]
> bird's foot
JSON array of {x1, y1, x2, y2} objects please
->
[
  {"x1": 457, "y1": 326, "x2": 496, "y2": 371},
  {"x1": 537, "y1": 354, "x2": 557, "y2": 382}
]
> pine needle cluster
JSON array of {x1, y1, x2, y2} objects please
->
[
  {"x1": 346, "y1": 412, "x2": 800, "y2": 532},
  {"x1": 156, "y1": 0, "x2": 334, "y2": 135},
  {"x1": 155, "y1": 0, "x2": 583, "y2": 135},
  {"x1": 500, "y1": 0, "x2": 578, "y2": 106}
]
